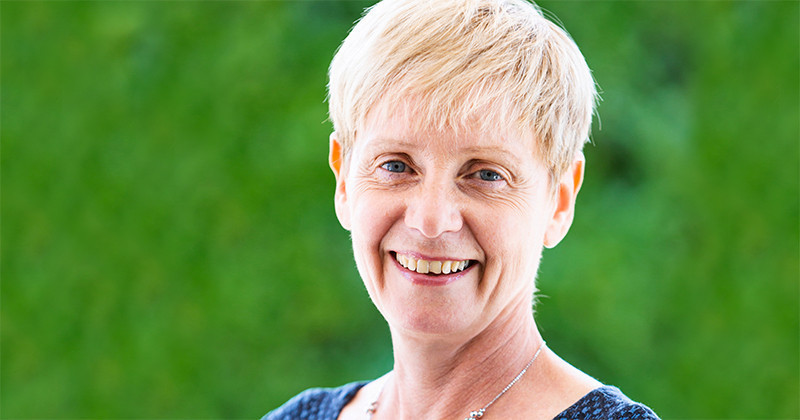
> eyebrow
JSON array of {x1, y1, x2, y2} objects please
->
[
  {"x1": 364, "y1": 138, "x2": 526, "y2": 172},
  {"x1": 368, "y1": 138, "x2": 523, "y2": 158},
  {"x1": 460, "y1": 145, "x2": 524, "y2": 163},
  {"x1": 365, "y1": 138, "x2": 417, "y2": 149}
]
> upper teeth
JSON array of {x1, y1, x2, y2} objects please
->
[{"x1": 395, "y1": 254, "x2": 470, "y2": 274}]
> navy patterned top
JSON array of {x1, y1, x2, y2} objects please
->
[{"x1": 263, "y1": 381, "x2": 659, "y2": 419}]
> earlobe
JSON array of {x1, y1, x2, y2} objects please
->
[
  {"x1": 329, "y1": 133, "x2": 351, "y2": 230},
  {"x1": 544, "y1": 153, "x2": 585, "y2": 248}
]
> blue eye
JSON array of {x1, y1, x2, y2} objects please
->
[
  {"x1": 381, "y1": 161, "x2": 407, "y2": 173},
  {"x1": 478, "y1": 169, "x2": 503, "y2": 181}
]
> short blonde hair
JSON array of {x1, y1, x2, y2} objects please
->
[{"x1": 328, "y1": 0, "x2": 597, "y2": 182}]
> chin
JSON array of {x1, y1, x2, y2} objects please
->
[{"x1": 385, "y1": 297, "x2": 480, "y2": 339}]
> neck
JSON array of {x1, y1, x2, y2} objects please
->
[{"x1": 378, "y1": 303, "x2": 544, "y2": 419}]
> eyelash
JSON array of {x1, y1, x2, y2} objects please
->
[
  {"x1": 379, "y1": 160, "x2": 506, "y2": 183},
  {"x1": 474, "y1": 169, "x2": 504, "y2": 182},
  {"x1": 380, "y1": 160, "x2": 408, "y2": 173}
]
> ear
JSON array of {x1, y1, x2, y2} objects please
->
[
  {"x1": 329, "y1": 133, "x2": 351, "y2": 231},
  {"x1": 544, "y1": 152, "x2": 585, "y2": 248}
]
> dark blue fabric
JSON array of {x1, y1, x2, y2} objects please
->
[
  {"x1": 553, "y1": 386, "x2": 659, "y2": 419},
  {"x1": 263, "y1": 382, "x2": 367, "y2": 420},
  {"x1": 263, "y1": 382, "x2": 659, "y2": 419}
]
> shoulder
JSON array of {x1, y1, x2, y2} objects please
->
[
  {"x1": 262, "y1": 382, "x2": 368, "y2": 420},
  {"x1": 554, "y1": 386, "x2": 660, "y2": 420}
]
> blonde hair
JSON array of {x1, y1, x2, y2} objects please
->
[{"x1": 328, "y1": 0, "x2": 597, "y2": 182}]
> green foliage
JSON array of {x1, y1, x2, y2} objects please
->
[{"x1": 3, "y1": 1, "x2": 797, "y2": 418}]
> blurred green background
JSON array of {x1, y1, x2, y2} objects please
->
[{"x1": 2, "y1": 1, "x2": 798, "y2": 418}]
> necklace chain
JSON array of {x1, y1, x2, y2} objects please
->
[{"x1": 367, "y1": 341, "x2": 546, "y2": 420}]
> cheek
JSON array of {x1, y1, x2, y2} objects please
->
[
  {"x1": 351, "y1": 190, "x2": 399, "y2": 238},
  {"x1": 349, "y1": 190, "x2": 403, "y2": 276},
  {"x1": 473, "y1": 207, "x2": 550, "y2": 285},
  {"x1": 479, "y1": 205, "x2": 549, "y2": 249}
]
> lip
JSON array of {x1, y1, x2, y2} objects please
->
[{"x1": 390, "y1": 251, "x2": 475, "y2": 286}]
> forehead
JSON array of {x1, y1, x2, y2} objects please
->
[{"x1": 354, "y1": 97, "x2": 540, "y2": 160}]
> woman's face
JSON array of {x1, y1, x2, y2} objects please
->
[{"x1": 331, "y1": 105, "x2": 582, "y2": 340}]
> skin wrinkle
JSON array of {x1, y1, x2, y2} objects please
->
[
  {"x1": 331, "y1": 114, "x2": 590, "y2": 418},
  {"x1": 461, "y1": 303, "x2": 539, "y2": 385},
  {"x1": 362, "y1": 150, "x2": 537, "y2": 219},
  {"x1": 323, "y1": 1, "x2": 606, "y2": 418},
  {"x1": 441, "y1": 310, "x2": 534, "y2": 391},
  {"x1": 330, "y1": 4, "x2": 596, "y2": 184},
  {"x1": 343, "y1": 98, "x2": 557, "y2": 326},
  {"x1": 362, "y1": 96, "x2": 555, "y2": 168},
  {"x1": 386, "y1": 296, "x2": 541, "y2": 418},
  {"x1": 357, "y1": 132, "x2": 547, "y2": 212},
  {"x1": 479, "y1": 231, "x2": 542, "y2": 300}
]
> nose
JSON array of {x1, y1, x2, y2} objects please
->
[{"x1": 404, "y1": 179, "x2": 463, "y2": 238}]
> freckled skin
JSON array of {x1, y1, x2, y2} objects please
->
[{"x1": 333, "y1": 104, "x2": 564, "y2": 341}]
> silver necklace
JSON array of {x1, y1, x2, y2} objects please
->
[{"x1": 367, "y1": 341, "x2": 546, "y2": 420}]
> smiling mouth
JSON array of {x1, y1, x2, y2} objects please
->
[{"x1": 391, "y1": 252, "x2": 474, "y2": 275}]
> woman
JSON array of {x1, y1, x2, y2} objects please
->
[{"x1": 266, "y1": 0, "x2": 659, "y2": 418}]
